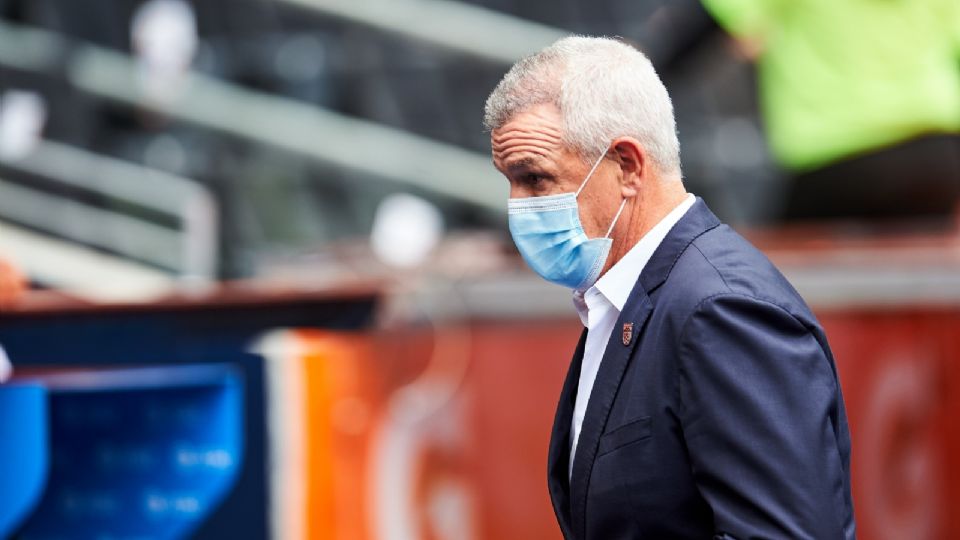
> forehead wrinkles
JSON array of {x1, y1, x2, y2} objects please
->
[{"x1": 491, "y1": 123, "x2": 564, "y2": 164}]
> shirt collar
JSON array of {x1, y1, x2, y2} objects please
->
[{"x1": 574, "y1": 194, "x2": 696, "y2": 323}]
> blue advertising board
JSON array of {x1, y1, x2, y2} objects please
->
[{"x1": 12, "y1": 365, "x2": 241, "y2": 540}]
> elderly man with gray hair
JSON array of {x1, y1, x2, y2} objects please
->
[{"x1": 485, "y1": 36, "x2": 855, "y2": 539}]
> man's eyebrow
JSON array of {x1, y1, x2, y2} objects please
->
[{"x1": 505, "y1": 156, "x2": 543, "y2": 171}]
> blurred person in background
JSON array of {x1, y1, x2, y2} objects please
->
[
  {"x1": 0, "y1": 256, "x2": 24, "y2": 311},
  {"x1": 703, "y1": 0, "x2": 960, "y2": 223},
  {"x1": 0, "y1": 256, "x2": 24, "y2": 382},
  {"x1": 485, "y1": 36, "x2": 854, "y2": 539}
]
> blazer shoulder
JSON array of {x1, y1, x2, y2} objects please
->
[{"x1": 664, "y1": 224, "x2": 814, "y2": 323}]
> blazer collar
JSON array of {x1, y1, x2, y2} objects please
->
[
  {"x1": 638, "y1": 197, "x2": 720, "y2": 295},
  {"x1": 566, "y1": 197, "x2": 721, "y2": 537}
]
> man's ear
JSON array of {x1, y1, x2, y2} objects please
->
[{"x1": 611, "y1": 137, "x2": 645, "y2": 198}]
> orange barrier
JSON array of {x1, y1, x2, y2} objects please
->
[
  {"x1": 259, "y1": 321, "x2": 582, "y2": 540},
  {"x1": 262, "y1": 309, "x2": 960, "y2": 540},
  {"x1": 821, "y1": 310, "x2": 960, "y2": 540}
]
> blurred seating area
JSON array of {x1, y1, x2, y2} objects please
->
[{"x1": 0, "y1": 0, "x2": 787, "y2": 303}]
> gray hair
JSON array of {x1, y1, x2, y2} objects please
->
[{"x1": 484, "y1": 35, "x2": 681, "y2": 176}]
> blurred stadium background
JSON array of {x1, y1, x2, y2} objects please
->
[{"x1": 0, "y1": 0, "x2": 958, "y2": 538}]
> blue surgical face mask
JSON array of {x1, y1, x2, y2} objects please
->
[{"x1": 508, "y1": 149, "x2": 628, "y2": 291}]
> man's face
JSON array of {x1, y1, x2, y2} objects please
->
[{"x1": 491, "y1": 102, "x2": 624, "y2": 240}]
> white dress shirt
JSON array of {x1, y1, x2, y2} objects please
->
[{"x1": 569, "y1": 194, "x2": 695, "y2": 479}]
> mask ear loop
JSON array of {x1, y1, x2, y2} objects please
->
[
  {"x1": 574, "y1": 149, "x2": 609, "y2": 197},
  {"x1": 604, "y1": 198, "x2": 628, "y2": 239},
  {"x1": 574, "y1": 147, "x2": 628, "y2": 239}
]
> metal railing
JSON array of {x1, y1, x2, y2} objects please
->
[
  {"x1": 0, "y1": 19, "x2": 505, "y2": 213},
  {"x1": 0, "y1": 139, "x2": 218, "y2": 296}
]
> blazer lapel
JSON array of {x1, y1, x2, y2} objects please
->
[
  {"x1": 568, "y1": 291, "x2": 652, "y2": 538},
  {"x1": 547, "y1": 329, "x2": 587, "y2": 538}
]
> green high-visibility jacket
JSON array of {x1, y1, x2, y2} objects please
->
[{"x1": 702, "y1": 0, "x2": 960, "y2": 171}]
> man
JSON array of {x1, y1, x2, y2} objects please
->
[{"x1": 484, "y1": 36, "x2": 855, "y2": 539}]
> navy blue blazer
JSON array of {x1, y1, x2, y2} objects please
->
[{"x1": 547, "y1": 199, "x2": 855, "y2": 539}]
